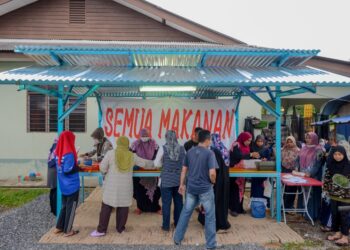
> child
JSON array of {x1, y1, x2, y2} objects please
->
[{"x1": 323, "y1": 146, "x2": 350, "y2": 246}]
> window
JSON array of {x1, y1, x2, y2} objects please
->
[
  {"x1": 69, "y1": 0, "x2": 86, "y2": 24},
  {"x1": 27, "y1": 92, "x2": 86, "y2": 133}
]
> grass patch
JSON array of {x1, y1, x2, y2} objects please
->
[
  {"x1": 0, "y1": 188, "x2": 49, "y2": 208},
  {"x1": 282, "y1": 240, "x2": 323, "y2": 250}
]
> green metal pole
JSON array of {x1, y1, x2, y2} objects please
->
[{"x1": 56, "y1": 85, "x2": 64, "y2": 220}]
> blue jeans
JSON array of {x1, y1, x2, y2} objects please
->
[
  {"x1": 174, "y1": 189, "x2": 216, "y2": 249},
  {"x1": 161, "y1": 186, "x2": 183, "y2": 230}
]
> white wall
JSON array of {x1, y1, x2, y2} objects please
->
[{"x1": 0, "y1": 85, "x2": 99, "y2": 159}]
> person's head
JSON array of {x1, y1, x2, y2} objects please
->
[
  {"x1": 338, "y1": 140, "x2": 350, "y2": 161},
  {"x1": 140, "y1": 128, "x2": 151, "y2": 142},
  {"x1": 237, "y1": 132, "x2": 252, "y2": 146},
  {"x1": 198, "y1": 130, "x2": 211, "y2": 148},
  {"x1": 193, "y1": 127, "x2": 203, "y2": 142},
  {"x1": 165, "y1": 130, "x2": 178, "y2": 145},
  {"x1": 305, "y1": 132, "x2": 318, "y2": 146},
  {"x1": 91, "y1": 127, "x2": 104, "y2": 144},
  {"x1": 116, "y1": 136, "x2": 130, "y2": 150},
  {"x1": 328, "y1": 134, "x2": 336, "y2": 146},
  {"x1": 255, "y1": 135, "x2": 265, "y2": 148},
  {"x1": 55, "y1": 131, "x2": 77, "y2": 164},
  {"x1": 285, "y1": 136, "x2": 297, "y2": 149},
  {"x1": 332, "y1": 146, "x2": 348, "y2": 162}
]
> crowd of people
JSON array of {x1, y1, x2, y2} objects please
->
[{"x1": 46, "y1": 126, "x2": 350, "y2": 248}]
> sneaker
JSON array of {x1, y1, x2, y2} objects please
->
[{"x1": 90, "y1": 230, "x2": 106, "y2": 237}]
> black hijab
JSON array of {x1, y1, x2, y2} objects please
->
[
  {"x1": 328, "y1": 146, "x2": 350, "y2": 176},
  {"x1": 251, "y1": 135, "x2": 266, "y2": 154}
]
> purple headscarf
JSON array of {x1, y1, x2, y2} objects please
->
[
  {"x1": 131, "y1": 128, "x2": 159, "y2": 160},
  {"x1": 210, "y1": 133, "x2": 229, "y2": 166},
  {"x1": 299, "y1": 132, "x2": 323, "y2": 170}
]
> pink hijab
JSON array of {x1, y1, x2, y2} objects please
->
[{"x1": 299, "y1": 132, "x2": 323, "y2": 170}]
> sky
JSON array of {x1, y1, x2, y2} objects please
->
[{"x1": 148, "y1": 0, "x2": 350, "y2": 61}]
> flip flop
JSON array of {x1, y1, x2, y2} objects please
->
[
  {"x1": 53, "y1": 228, "x2": 63, "y2": 234},
  {"x1": 320, "y1": 226, "x2": 331, "y2": 232},
  {"x1": 327, "y1": 235, "x2": 342, "y2": 241},
  {"x1": 90, "y1": 230, "x2": 106, "y2": 237},
  {"x1": 64, "y1": 230, "x2": 79, "y2": 237},
  {"x1": 335, "y1": 239, "x2": 349, "y2": 246}
]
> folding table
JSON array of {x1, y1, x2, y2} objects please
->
[{"x1": 281, "y1": 173, "x2": 323, "y2": 225}]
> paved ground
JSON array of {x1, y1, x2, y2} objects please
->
[{"x1": 0, "y1": 194, "x2": 266, "y2": 250}]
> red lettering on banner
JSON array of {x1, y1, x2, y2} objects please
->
[
  {"x1": 122, "y1": 108, "x2": 134, "y2": 137},
  {"x1": 181, "y1": 109, "x2": 193, "y2": 139},
  {"x1": 144, "y1": 109, "x2": 153, "y2": 137},
  {"x1": 158, "y1": 109, "x2": 171, "y2": 138},
  {"x1": 171, "y1": 109, "x2": 180, "y2": 135},
  {"x1": 223, "y1": 109, "x2": 234, "y2": 139},
  {"x1": 133, "y1": 108, "x2": 141, "y2": 138},
  {"x1": 203, "y1": 109, "x2": 214, "y2": 131},
  {"x1": 114, "y1": 108, "x2": 123, "y2": 137},
  {"x1": 213, "y1": 110, "x2": 222, "y2": 135},
  {"x1": 104, "y1": 108, "x2": 113, "y2": 137},
  {"x1": 192, "y1": 110, "x2": 201, "y2": 135}
]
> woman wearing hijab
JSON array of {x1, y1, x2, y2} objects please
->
[
  {"x1": 229, "y1": 132, "x2": 254, "y2": 216},
  {"x1": 281, "y1": 136, "x2": 300, "y2": 209},
  {"x1": 160, "y1": 130, "x2": 186, "y2": 231},
  {"x1": 250, "y1": 135, "x2": 271, "y2": 199},
  {"x1": 48, "y1": 137, "x2": 58, "y2": 216},
  {"x1": 53, "y1": 131, "x2": 80, "y2": 237},
  {"x1": 323, "y1": 146, "x2": 350, "y2": 246},
  {"x1": 91, "y1": 136, "x2": 154, "y2": 237},
  {"x1": 131, "y1": 128, "x2": 161, "y2": 214},
  {"x1": 297, "y1": 132, "x2": 324, "y2": 220}
]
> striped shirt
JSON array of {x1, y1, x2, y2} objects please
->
[{"x1": 160, "y1": 145, "x2": 186, "y2": 188}]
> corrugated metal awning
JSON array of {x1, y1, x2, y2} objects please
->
[
  {"x1": 1, "y1": 65, "x2": 349, "y2": 88},
  {"x1": 14, "y1": 44, "x2": 319, "y2": 68}
]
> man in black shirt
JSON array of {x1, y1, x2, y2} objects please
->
[{"x1": 184, "y1": 127, "x2": 202, "y2": 152}]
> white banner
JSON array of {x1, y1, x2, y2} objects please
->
[{"x1": 102, "y1": 98, "x2": 238, "y2": 148}]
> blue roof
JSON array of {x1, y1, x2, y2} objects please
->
[
  {"x1": 312, "y1": 115, "x2": 350, "y2": 126},
  {"x1": 1, "y1": 65, "x2": 349, "y2": 88},
  {"x1": 15, "y1": 44, "x2": 319, "y2": 68}
]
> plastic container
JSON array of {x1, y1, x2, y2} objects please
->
[
  {"x1": 255, "y1": 161, "x2": 276, "y2": 171},
  {"x1": 84, "y1": 159, "x2": 93, "y2": 166},
  {"x1": 250, "y1": 198, "x2": 267, "y2": 219}
]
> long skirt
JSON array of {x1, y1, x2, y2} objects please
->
[
  {"x1": 133, "y1": 177, "x2": 161, "y2": 212},
  {"x1": 229, "y1": 178, "x2": 245, "y2": 213}
]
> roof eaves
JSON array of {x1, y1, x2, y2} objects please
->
[
  {"x1": 113, "y1": 0, "x2": 246, "y2": 45},
  {"x1": 0, "y1": 0, "x2": 37, "y2": 16}
]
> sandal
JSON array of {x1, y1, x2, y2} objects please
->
[
  {"x1": 64, "y1": 230, "x2": 79, "y2": 237},
  {"x1": 335, "y1": 237, "x2": 349, "y2": 246},
  {"x1": 320, "y1": 226, "x2": 331, "y2": 232},
  {"x1": 134, "y1": 208, "x2": 142, "y2": 215},
  {"x1": 327, "y1": 234, "x2": 342, "y2": 241},
  {"x1": 53, "y1": 228, "x2": 63, "y2": 234}
]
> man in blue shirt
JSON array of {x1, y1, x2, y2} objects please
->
[{"x1": 174, "y1": 130, "x2": 220, "y2": 249}]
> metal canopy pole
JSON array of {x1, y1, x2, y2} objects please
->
[
  {"x1": 56, "y1": 84, "x2": 64, "y2": 220},
  {"x1": 240, "y1": 87, "x2": 279, "y2": 118},
  {"x1": 235, "y1": 94, "x2": 242, "y2": 138},
  {"x1": 96, "y1": 95, "x2": 103, "y2": 128},
  {"x1": 275, "y1": 85, "x2": 282, "y2": 223},
  {"x1": 58, "y1": 85, "x2": 99, "y2": 122}
]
